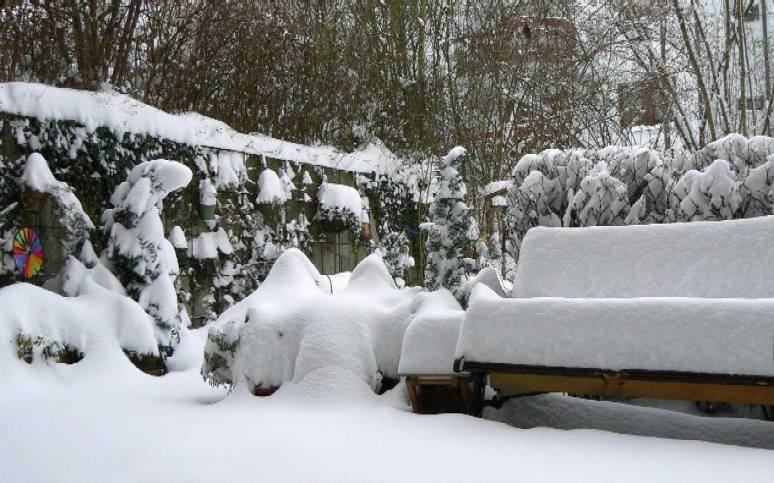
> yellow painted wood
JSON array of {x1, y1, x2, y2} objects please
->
[{"x1": 489, "y1": 372, "x2": 774, "y2": 406}]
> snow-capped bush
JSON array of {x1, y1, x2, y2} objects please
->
[
  {"x1": 739, "y1": 156, "x2": 774, "y2": 218},
  {"x1": 506, "y1": 171, "x2": 562, "y2": 262},
  {"x1": 202, "y1": 250, "x2": 420, "y2": 393},
  {"x1": 565, "y1": 162, "x2": 631, "y2": 227},
  {"x1": 102, "y1": 159, "x2": 192, "y2": 353},
  {"x1": 678, "y1": 159, "x2": 741, "y2": 221},
  {"x1": 422, "y1": 146, "x2": 477, "y2": 299},
  {"x1": 378, "y1": 226, "x2": 414, "y2": 285}
]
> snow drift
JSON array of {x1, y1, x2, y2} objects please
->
[
  {"x1": 0, "y1": 260, "x2": 159, "y2": 385},
  {"x1": 202, "y1": 249, "x2": 422, "y2": 393}
]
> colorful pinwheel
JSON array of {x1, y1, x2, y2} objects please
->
[{"x1": 12, "y1": 228, "x2": 43, "y2": 279}]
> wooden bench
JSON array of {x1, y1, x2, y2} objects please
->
[
  {"x1": 455, "y1": 361, "x2": 774, "y2": 418},
  {"x1": 454, "y1": 218, "x2": 774, "y2": 419}
]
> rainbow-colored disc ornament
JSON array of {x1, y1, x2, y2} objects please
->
[{"x1": 13, "y1": 228, "x2": 43, "y2": 279}]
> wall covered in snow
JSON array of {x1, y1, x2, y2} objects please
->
[{"x1": 0, "y1": 84, "x2": 413, "y2": 326}]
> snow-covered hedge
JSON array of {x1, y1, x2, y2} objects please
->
[
  {"x1": 457, "y1": 285, "x2": 774, "y2": 377},
  {"x1": 505, "y1": 135, "x2": 774, "y2": 268}
]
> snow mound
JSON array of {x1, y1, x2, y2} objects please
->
[
  {"x1": 202, "y1": 250, "x2": 419, "y2": 393},
  {"x1": 487, "y1": 394, "x2": 774, "y2": 450},
  {"x1": 398, "y1": 289, "x2": 464, "y2": 375},
  {"x1": 0, "y1": 82, "x2": 398, "y2": 174},
  {"x1": 457, "y1": 285, "x2": 774, "y2": 376},
  {"x1": 21, "y1": 152, "x2": 59, "y2": 192},
  {"x1": 513, "y1": 216, "x2": 774, "y2": 298},
  {"x1": 459, "y1": 266, "x2": 508, "y2": 303},
  {"x1": 0, "y1": 264, "x2": 158, "y2": 384}
]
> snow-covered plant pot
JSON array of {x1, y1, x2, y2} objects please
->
[
  {"x1": 175, "y1": 247, "x2": 189, "y2": 268},
  {"x1": 199, "y1": 204, "x2": 216, "y2": 221},
  {"x1": 315, "y1": 182, "x2": 362, "y2": 236},
  {"x1": 199, "y1": 177, "x2": 218, "y2": 221}
]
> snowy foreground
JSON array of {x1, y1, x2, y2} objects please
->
[{"x1": 2, "y1": 328, "x2": 773, "y2": 483}]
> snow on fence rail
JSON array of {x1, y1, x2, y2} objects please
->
[{"x1": 0, "y1": 82, "x2": 399, "y2": 175}]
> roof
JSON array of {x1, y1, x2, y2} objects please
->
[{"x1": 0, "y1": 82, "x2": 399, "y2": 175}]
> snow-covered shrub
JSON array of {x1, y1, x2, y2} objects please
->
[
  {"x1": 506, "y1": 171, "x2": 562, "y2": 262},
  {"x1": 678, "y1": 159, "x2": 741, "y2": 221},
  {"x1": 21, "y1": 153, "x2": 95, "y2": 256},
  {"x1": 315, "y1": 180, "x2": 362, "y2": 236},
  {"x1": 511, "y1": 152, "x2": 560, "y2": 189},
  {"x1": 378, "y1": 226, "x2": 414, "y2": 285},
  {"x1": 422, "y1": 147, "x2": 477, "y2": 299},
  {"x1": 691, "y1": 133, "x2": 750, "y2": 174},
  {"x1": 102, "y1": 159, "x2": 192, "y2": 353},
  {"x1": 0, "y1": 260, "x2": 159, "y2": 379},
  {"x1": 565, "y1": 162, "x2": 631, "y2": 227},
  {"x1": 202, "y1": 250, "x2": 419, "y2": 394},
  {"x1": 360, "y1": 162, "x2": 421, "y2": 284},
  {"x1": 739, "y1": 156, "x2": 774, "y2": 218}
]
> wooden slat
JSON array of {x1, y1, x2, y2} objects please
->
[{"x1": 489, "y1": 372, "x2": 774, "y2": 406}]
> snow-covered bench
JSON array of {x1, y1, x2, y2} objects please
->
[{"x1": 454, "y1": 216, "x2": 774, "y2": 416}]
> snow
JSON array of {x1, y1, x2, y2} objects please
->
[
  {"x1": 457, "y1": 285, "x2": 774, "y2": 376},
  {"x1": 190, "y1": 228, "x2": 233, "y2": 260},
  {"x1": 0, "y1": 82, "x2": 399, "y2": 175},
  {"x1": 318, "y1": 182, "x2": 363, "y2": 215},
  {"x1": 199, "y1": 177, "x2": 217, "y2": 206},
  {"x1": 167, "y1": 226, "x2": 187, "y2": 249},
  {"x1": 20, "y1": 153, "x2": 94, "y2": 230},
  {"x1": 203, "y1": 250, "x2": 420, "y2": 391},
  {"x1": 513, "y1": 216, "x2": 774, "y2": 298},
  {"x1": 213, "y1": 150, "x2": 247, "y2": 188},
  {"x1": 3, "y1": 308, "x2": 774, "y2": 482},
  {"x1": 21, "y1": 152, "x2": 59, "y2": 192},
  {"x1": 398, "y1": 289, "x2": 464, "y2": 375},
  {"x1": 0, "y1": 265, "x2": 158, "y2": 385},
  {"x1": 482, "y1": 180, "x2": 512, "y2": 196},
  {"x1": 255, "y1": 168, "x2": 286, "y2": 204},
  {"x1": 487, "y1": 394, "x2": 774, "y2": 450}
]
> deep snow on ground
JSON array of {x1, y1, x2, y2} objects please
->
[{"x1": 2, "y1": 329, "x2": 774, "y2": 483}]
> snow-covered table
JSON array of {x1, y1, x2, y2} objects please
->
[{"x1": 455, "y1": 217, "x2": 774, "y2": 416}]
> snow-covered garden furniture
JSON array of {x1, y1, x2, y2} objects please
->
[
  {"x1": 397, "y1": 290, "x2": 469, "y2": 413},
  {"x1": 455, "y1": 216, "x2": 774, "y2": 417}
]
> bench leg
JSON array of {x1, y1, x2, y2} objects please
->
[
  {"x1": 471, "y1": 372, "x2": 486, "y2": 417},
  {"x1": 458, "y1": 377, "x2": 472, "y2": 414},
  {"x1": 406, "y1": 377, "x2": 422, "y2": 414}
]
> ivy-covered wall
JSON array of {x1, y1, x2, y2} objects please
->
[{"x1": 0, "y1": 113, "x2": 378, "y2": 326}]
